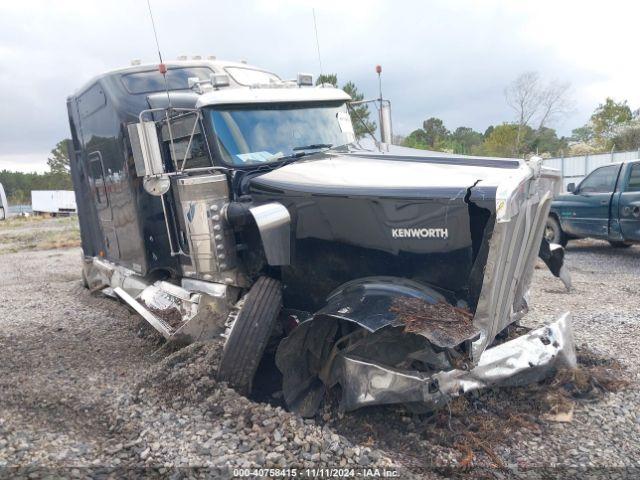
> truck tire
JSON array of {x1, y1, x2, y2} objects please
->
[
  {"x1": 217, "y1": 276, "x2": 282, "y2": 395},
  {"x1": 0, "y1": 207, "x2": 5, "y2": 221},
  {"x1": 545, "y1": 216, "x2": 568, "y2": 247},
  {"x1": 609, "y1": 240, "x2": 632, "y2": 248}
]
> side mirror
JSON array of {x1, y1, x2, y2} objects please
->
[
  {"x1": 127, "y1": 122, "x2": 165, "y2": 177},
  {"x1": 567, "y1": 183, "x2": 576, "y2": 193}
]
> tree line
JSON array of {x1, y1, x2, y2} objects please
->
[
  {"x1": 1, "y1": 140, "x2": 71, "y2": 204},
  {"x1": 398, "y1": 72, "x2": 640, "y2": 158}
]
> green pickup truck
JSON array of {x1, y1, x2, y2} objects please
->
[{"x1": 546, "y1": 160, "x2": 640, "y2": 247}]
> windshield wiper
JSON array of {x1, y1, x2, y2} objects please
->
[
  {"x1": 292, "y1": 143, "x2": 333, "y2": 151},
  {"x1": 267, "y1": 145, "x2": 333, "y2": 169}
]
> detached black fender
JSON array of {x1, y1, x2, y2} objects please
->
[
  {"x1": 275, "y1": 276, "x2": 478, "y2": 416},
  {"x1": 315, "y1": 276, "x2": 447, "y2": 332},
  {"x1": 538, "y1": 238, "x2": 572, "y2": 290}
]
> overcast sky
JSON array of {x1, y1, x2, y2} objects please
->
[{"x1": 0, "y1": 0, "x2": 638, "y2": 172}]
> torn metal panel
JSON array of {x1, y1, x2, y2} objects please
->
[
  {"x1": 336, "y1": 313, "x2": 575, "y2": 412},
  {"x1": 276, "y1": 317, "x2": 339, "y2": 417},
  {"x1": 114, "y1": 287, "x2": 173, "y2": 339},
  {"x1": 471, "y1": 162, "x2": 558, "y2": 361},
  {"x1": 138, "y1": 283, "x2": 199, "y2": 329},
  {"x1": 172, "y1": 293, "x2": 232, "y2": 342},
  {"x1": 84, "y1": 256, "x2": 237, "y2": 343}
]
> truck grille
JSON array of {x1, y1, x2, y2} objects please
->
[{"x1": 472, "y1": 177, "x2": 556, "y2": 360}]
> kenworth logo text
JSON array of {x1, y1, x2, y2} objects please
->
[{"x1": 391, "y1": 228, "x2": 449, "y2": 239}]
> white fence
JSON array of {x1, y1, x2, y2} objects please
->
[{"x1": 544, "y1": 150, "x2": 640, "y2": 191}]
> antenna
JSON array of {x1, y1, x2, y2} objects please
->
[
  {"x1": 312, "y1": 8, "x2": 324, "y2": 80},
  {"x1": 145, "y1": 0, "x2": 176, "y2": 164},
  {"x1": 146, "y1": 0, "x2": 172, "y2": 108}
]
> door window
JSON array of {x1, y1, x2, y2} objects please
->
[
  {"x1": 578, "y1": 165, "x2": 618, "y2": 193},
  {"x1": 627, "y1": 163, "x2": 640, "y2": 192},
  {"x1": 89, "y1": 154, "x2": 108, "y2": 205},
  {"x1": 88, "y1": 152, "x2": 112, "y2": 221}
]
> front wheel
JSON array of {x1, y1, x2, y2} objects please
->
[
  {"x1": 217, "y1": 276, "x2": 282, "y2": 395},
  {"x1": 609, "y1": 240, "x2": 632, "y2": 248},
  {"x1": 545, "y1": 216, "x2": 568, "y2": 247}
]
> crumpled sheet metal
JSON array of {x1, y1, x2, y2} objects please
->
[{"x1": 337, "y1": 312, "x2": 575, "y2": 412}]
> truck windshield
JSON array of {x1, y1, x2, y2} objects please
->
[{"x1": 206, "y1": 102, "x2": 355, "y2": 166}]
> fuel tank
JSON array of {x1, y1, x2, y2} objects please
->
[{"x1": 249, "y1": 152, "x2": 521, "y2": 312}]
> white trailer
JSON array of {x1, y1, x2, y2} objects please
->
[
  {"x1": 0, "y1": 183, "x2": 7, "y2": 220},
  {"x1": 31, "y1": 190, "x2": 77, "y2": 215}
]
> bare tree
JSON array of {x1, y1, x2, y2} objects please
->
[
  {"x1": 505, "y1": 72, "x2": 572, "y2": 155},
  {"x1": 537, "y1": 80, "x2": 572, "y2": 130},
  {"x1": 505, "y1": 72, "x2": 541, "y2": 154}
]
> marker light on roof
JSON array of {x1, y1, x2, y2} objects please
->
[
  {"x1": 297, "y1": 73, "x2": 313, "y2": 86},
  {"x1": 158, "y1": 63, "x2": 167, "y2": 74},
  {"x1": 210, "y1": 74, "x2": 230, "y2": 88}
]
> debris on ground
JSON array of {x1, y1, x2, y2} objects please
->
[
  {"x1": 328, "y1": 344, "x2": 629, "y2": 473},
  {"x1": 390, "y1": 298, "x2": 478, "y2": 347}
]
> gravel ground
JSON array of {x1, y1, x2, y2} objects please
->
[{"x1": 0, "y1": 232, "x2": 638, "y2": 478}]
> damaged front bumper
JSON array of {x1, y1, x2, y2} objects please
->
[{"x1": 336, "y1": 313, "x2": 576, "y2": 411}]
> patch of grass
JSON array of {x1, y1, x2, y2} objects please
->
[
  {"x1": 1, "y1": 215, "x2": 50, "y2": 227},
  {"x1": 0, "y1": 216, "x2": 80, "y2": 252},
  {"x1": 0, "y1": 214, "x2": 77, "y2": 228}
]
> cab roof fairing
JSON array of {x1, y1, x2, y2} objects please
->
[{"x1": 67, "y1": 59, "x2": 280, "y2": 100}]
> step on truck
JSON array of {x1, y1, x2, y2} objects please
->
[
  {"x1": 546, "y1": 160, "x2": 640, "y2": 248},
  {"x1": 67, "y1": 59, "x2": 575, "y2": 415}
]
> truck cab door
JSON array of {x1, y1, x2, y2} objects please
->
[
  {"x1": 88, "y1": 151, "x2": 120, "y2": 259},
  {"x1": 564, "y1": 164, "x2": 621, "y2": 239},
  {"x1": 618, "y1": 162, "x2": 640, "y2": 241}
]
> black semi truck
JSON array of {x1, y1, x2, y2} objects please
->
[{"x1": 67, "y1": 59, "x2": 574, "y2": 415}]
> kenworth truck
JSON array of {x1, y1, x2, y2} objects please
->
[{"x1": 67, "y1": 59, "x2": 574, "y2": 415}]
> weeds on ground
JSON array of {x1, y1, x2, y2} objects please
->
[
  {"x1": 438, "y1": 347, "x2": 628, "y2": 473},
  {"x1": 0, "y1": 214, "x2": 51, "y2": 227},
  {"x1": 330, "y1": 346, "x2": 628, "y2": 473},
  {"x1": 0, "y1": 216, "x2": 80, "y2": 252}
]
